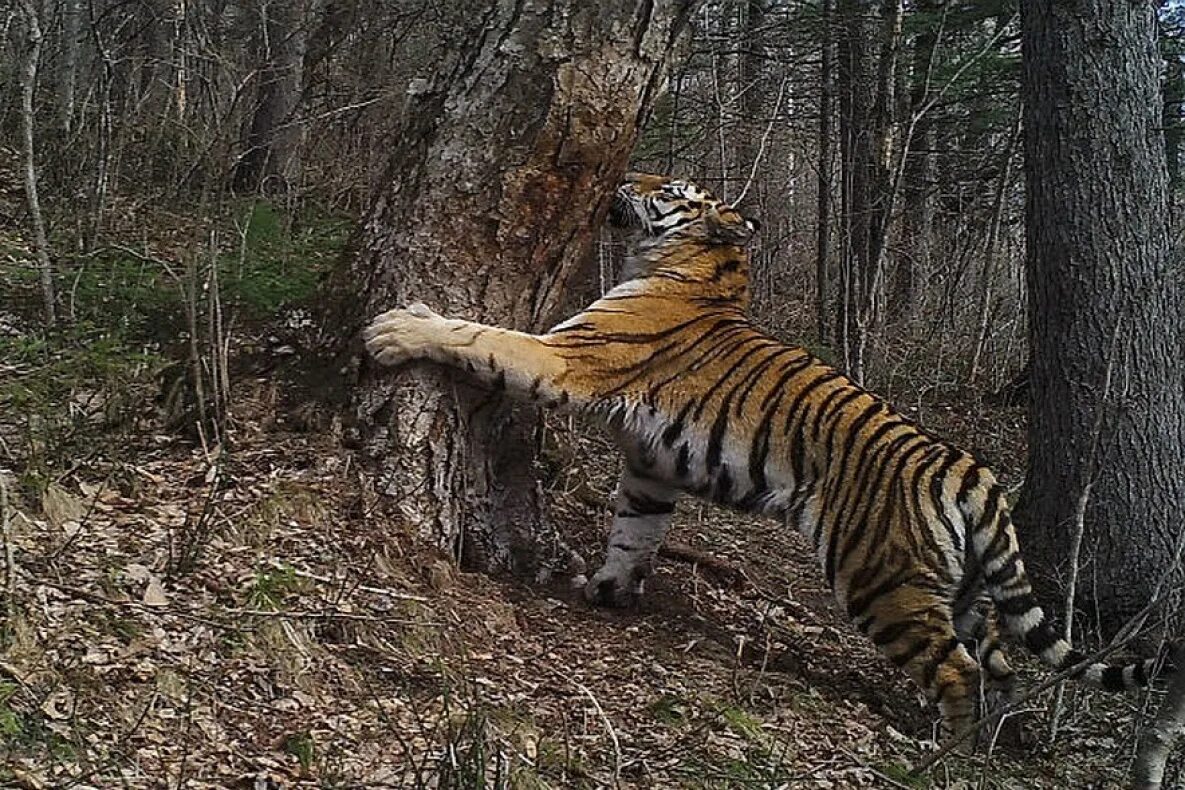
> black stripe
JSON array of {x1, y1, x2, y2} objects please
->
[
  {"x1": 996, "y1": 593, "x2": 1036, "y2": 616},
  {"x1": 829, "y1": 418, "x2": 910, "y2": 531},
  {"x1": 984, "y1": 554, "x2": 1021, "y2": 587},
  {"x1": 928, "y1": 451, "x2": 964, "y2": 551},
  {"x1": 976, "y1": 485, "x2": 1003, "y2": 534},
  {"x1": 780, "y1": 369, "x2": 842, "y2": 436},
  {"x1": 809, "y1": 387, "x2": 865, "y2": 444},
  {"x1": 675, "y1": 443, "x2": 691, "y2": 478},
  {"x1": 705, "y1": 345, "x2": 788, "y2": 473},
  {"x1": 923, "y1": 637, "x2": 963, "y2": 689},
  {"x1": 835, "y1": 434, "x2": 929, "y2": 573},
  {"x1": 662, "y1": 401, "x2": 695, "y2": 447},
  {"x1": 758, "y1": 354, "x2": 818, "y2": 411},
  {"x1": 1024, "y1": 622, "x2": 1059, "y2": 654},
  {"x1": 891, "y1": 637, "x2": 932, "y2": 669},
  {"x1": 844, "y1": 559, "x2": 907, "y2": 620},
  {"x1": 643, "y1": 322, "x2": 755, "y2": 398},
  {"x1": 624, "y1": 491, "x2": 675, "y2": 515},
  {"x1": 1100, "y1": 666, "x2": 1127, "y2": 691},
  {"x1": 734, "y1": 347, "x2": 798, "y2": 413},
  {"x1": 824, "y1": 403, "x2": 888, "y2": 587},
  {"x1": 870, "y1": 620, "x2": 911, "y2": 646},
  {"x1": 955, "y1": 464, "x2": 984, "y2": 507}
]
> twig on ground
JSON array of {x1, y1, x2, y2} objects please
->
[
  {"x1": 576, "y1": 680, "x2": 622, "y2": 789},
  {"x1": 659, "y1": 541, "x2": 747, "y2": 587},
  {"x1": 1, "y1": 471, "x2": 15, "y2": 639},
  {"x1": 266, "y1": 558, "x2": 430, "y2": 601}
]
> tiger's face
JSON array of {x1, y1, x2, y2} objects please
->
[{"x1": 608, "y1": 172, "x2": 759, "y2": 246}]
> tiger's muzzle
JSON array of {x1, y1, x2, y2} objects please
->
[{"x1": 607, "y1": 191, "x2": 643, "y2": 230}]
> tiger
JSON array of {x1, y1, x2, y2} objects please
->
[{"x1": 363, "y1": 171, "x2": 1165, "y2": 742}]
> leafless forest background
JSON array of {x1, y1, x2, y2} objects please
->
[{"x1": 2, "y1": 1, "x2": 1185, "y2": 788}]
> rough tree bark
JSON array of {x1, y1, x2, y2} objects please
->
[
  {"x1": 1015, "y1": 3, "x2": 1185, "y2": 633},
  {"x1": 1164, "y1": 43, "x2": 1184, "y2": 194},
  {"x1": 815, "y1": 0, "x2": 834, "y2": 347},
  {"x1": 329, "y1": 1, "x2": 696, "y2": 573},
  {"x1": 61, "y1": 0, "x2": 80, "y2": 134},
  {"x1": 894, "y1": 0, "x2": 938, "y2": 319},
  {"x1": 836, "y1": 0, "x2": 900, "y2": 382}
]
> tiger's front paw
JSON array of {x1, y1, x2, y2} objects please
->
[
  {"x1": 363, "y1": 302, "x2": 444, "y2": 366},
  {"x1": 584, "y1": 564, "x2": 646, "y2": 608}
]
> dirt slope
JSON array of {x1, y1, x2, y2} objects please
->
[{"x1": 0, "y1": 373, "x2": 1158, "y2": 789}]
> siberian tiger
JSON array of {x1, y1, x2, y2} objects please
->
[{"x1": 363, "y1": 172, "x2": 1163, "y2": 741}]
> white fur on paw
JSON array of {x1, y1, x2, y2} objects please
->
[
  {"x1": 363, "y1": 303, "x2": 442, "y2": 366},
  {"x1": 408, "y1": 302, "x2": 435, "y2": 318}
]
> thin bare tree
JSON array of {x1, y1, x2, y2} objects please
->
[{"x1": 16, "y1": 0, "x2": 56, "y2": 324}]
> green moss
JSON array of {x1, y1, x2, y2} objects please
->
[{"x1": 283, "y1": 730, "x2": 316, "y2": 773}]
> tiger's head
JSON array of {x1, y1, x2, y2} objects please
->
[{"x1": 608, "y1": 172, "x2": 760, "y2": 247}]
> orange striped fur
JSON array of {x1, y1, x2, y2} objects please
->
[{"x1": 365, "y1": 172, "x2": 1164, "y2": 742}]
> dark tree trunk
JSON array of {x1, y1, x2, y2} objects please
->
[
  {"x1": 1164, "y1": 48, "x2": 1184, "y2": 194},
  {"x1": 1015, "y1": 3, "x2": 1185, "y2": 634},
  {"x1": 835, "y1": 0, "x2": 899, "y2": 382},
  {"x1": 835, "y1": 0, "x2": 873, "y2": 379},
  {"x1": 327, "y1": 0, "x2": 695, "y2": 573},
  {"x1": 234, "y1": 0, "x2": 309, "y2": 194},
  {"x1": 738, "y1": 0, "x2": 769, "y2": 197},
  {"x1": 895, "y1": 0, "x2": 938, "y2": 319},
  {"x1": 815, "y1": 0, "x2": 834, "y2": 347}
]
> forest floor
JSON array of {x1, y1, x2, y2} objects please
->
[{"x1": 0, "y1": 190, "x2": 1166, "y2": 788}]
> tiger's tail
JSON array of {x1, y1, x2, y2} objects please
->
[{"x1": 961, "y1": 476, "x2": 1166, "y2": 691}]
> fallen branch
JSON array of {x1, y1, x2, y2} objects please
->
[
  {"x1": 576, "y1": 680, "x2": 622, "y2": 789},
  {"x1": 659, "y1": 542, "x2": 747, "y2": 588},
  {"x1": 1, "y1": 471, "x2": 15, "y2": 641}
]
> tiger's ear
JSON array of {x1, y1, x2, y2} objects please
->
[{"x1": 705, "y1": 204, "x2": 760, "y2": 246}]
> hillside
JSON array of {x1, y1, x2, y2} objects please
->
[{"x1": 0, "y1": 208, "x2": 1154, "y2": 786}]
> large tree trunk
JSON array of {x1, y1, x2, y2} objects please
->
[
  {"x1": 836, "y1": 0, "x2": 900, "y2": 383},
  {"x1": 329, "y1": 0, "x2": 695, "y2": 573},
  {"x1": 1015, "y1": 3, "x2": 1185, "y2": 634},
  {"x1": 815, "y1": 0, "x2": 834, "y2": 347},
  {"x1": 233, "y1": 0, "x2": 309, "y2": 194},
  {"x1": 894, "y1": 0, "x2": 938, "y2": 320}
]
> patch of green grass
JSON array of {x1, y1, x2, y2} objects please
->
[
  {"x1": 224, "y1": 200, "x2": 350, "y2": 317},
  {"x1": 0, "y1": 682, "x2": 23, "y2": 738},
  {"x1": 247, "y1": 564, "x2": 307, "y2": 610},
  {"x1": 0, "y1": 325, "x2": 166, "y2": 496},
  {"x1": 680, "y1": 698, "x2": 800, "y2": 787},
  {"x1": 649, "y1": 693, "x2": 690, "y2": 726},
  {"x1": 878, "y1": 760, "x2": 930, "y2": 789},
  {"x1": 283, "y1": 730, "x2": 316, "y2": 773},
  {"x1": 712, "y1": 700, "x2": 766, "y2": 743},
  {"x1": 59, "y1": 200, "x2": 349, "y2": 338}
]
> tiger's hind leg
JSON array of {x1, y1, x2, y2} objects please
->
[
  {"x1": 585, "y1": 464, "x2": 679, "y2": 607},
  {"x1": 364, "y1": 303, "x2": 578, "y2": 408},
  {"x1": 955, "y1": 602, "x2": 1024, "y2": 748},
  {"x1": 860, "y1": 585, "x2": 980, "y2": 749}
]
